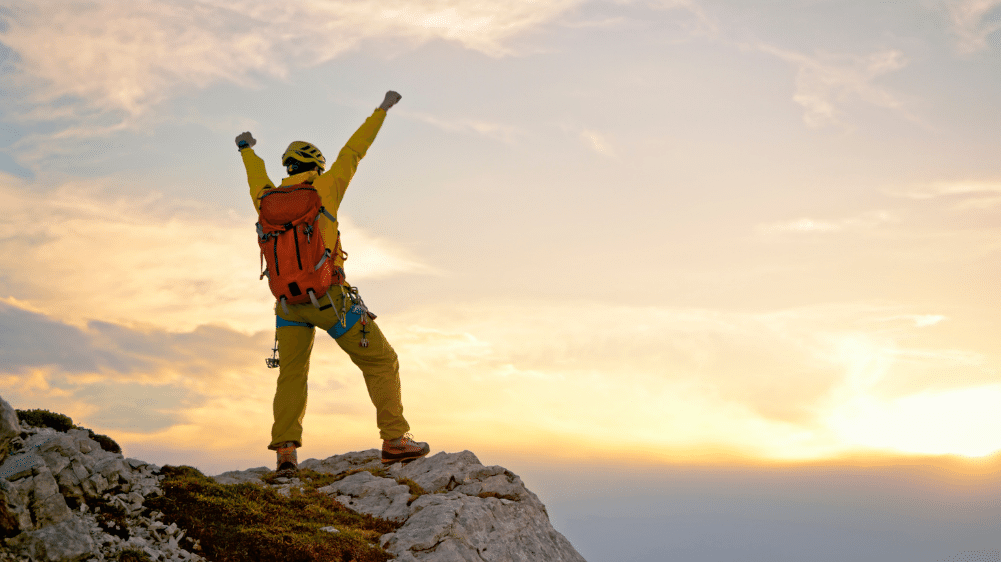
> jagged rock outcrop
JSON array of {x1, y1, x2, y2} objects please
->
[
  {"x1": 0, "y1": 398, "x2": 19, "y2": 464},
  {"x1": 0, "y1": 398, "x2": 204, "y2": 562},
  {"x1": 219, "y1": 450, "x2": 587, "y2": 562},
  {"x1": 1, "y1": 396, "x2": 586, "y2": 562}
]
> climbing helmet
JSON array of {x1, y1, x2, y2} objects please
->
[{"x1": 282, "y1": 141, "x2": 326, "y2": 173}]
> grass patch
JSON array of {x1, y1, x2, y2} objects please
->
[
  {"x1": 265, "y1": 467, "x2": 429, "y2": 504},
  {"x1": 395, "y1": 477, "x2": 426, "y2": 504},
  {"x1": 476, "y1": 491, "x2": 520, "y2": 501},
  {"x1": 259, "y1": 466, "x2": 388, "y2": 489},
  {"x1": 145, "y1": 465, "x2": 401, "y2": 562},
  {"x1": 116, "y1": 547, "x2": 152, "y2": 562}
]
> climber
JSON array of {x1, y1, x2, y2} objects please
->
[{"x1": 235, "y1": 90, "x2": 430, "y2": 478}]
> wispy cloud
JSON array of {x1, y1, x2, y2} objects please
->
[
  {"x1": 754, "y1": 44, "x2": 918, "y2": 129},
  {"x1": 0, "y1": 0, "x2": 582, "y2": 125},
  {"x1": 758, "y1": 211, "x2": 897, "y2": 235},
  {"x1": 647, "y1": 0, "x2": 718, "y2": 40},
  {"x1": 337, "y1": 215, "x2": 440, "y2": 280},
  {"x1": 559, "y1": 16, "x2": 630, "y2": 29},
  {"x1": 0, "y1": 174, "x2": 434, "y2": 333},
  {"x1": 890, "y1": 179, "x2": 1001, "y2": 210},
  {"x1": 579, "y1": 129, "x2": 619, "y2": 159},
  {"x1": 874, "y1": 314, "x2": 947, "y2": 328},
  {"x1": 558, "y1": 0, "x2": 716, "y2": 39},
  {"x1": 402, "y1": 110, "x2": 523, "y2": 144},
  {"x1": 945, "y1": 0, "x2": 1001, "y2": 53}
]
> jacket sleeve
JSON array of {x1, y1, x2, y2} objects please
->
[
  {"x1": 240, "y1": 148, "x2": 276, "y2": 213},
  {"x1": 314, "y1": 109, "x2": 387, "y2": 213}
]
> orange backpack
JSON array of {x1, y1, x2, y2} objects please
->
[{"x1": 256, "y1": 185, "x2": 344, "y2": 313}]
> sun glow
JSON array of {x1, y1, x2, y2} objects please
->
[{"x1": 829, "y1": 385, "x2": 1001, "y2": 458}]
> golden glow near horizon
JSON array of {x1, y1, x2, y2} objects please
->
[{"x1": 2, "y1": 1, "x2": 1001, "y2": 472}]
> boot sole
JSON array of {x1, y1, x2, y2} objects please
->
[{"x1": 382, "y1": 448, "x2": 431, "y2": 464}]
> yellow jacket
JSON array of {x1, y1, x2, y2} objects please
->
[{"x1": 240, "y1": 108, "x2": 388, "y2": 279}]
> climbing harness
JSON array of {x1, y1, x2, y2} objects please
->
[{"x1": 347, "y1": 286, "x2": 377, "y2": 348}]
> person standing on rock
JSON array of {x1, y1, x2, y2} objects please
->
[{"x1": 234, "y1": 91, "x2": 430, "y2": 477}]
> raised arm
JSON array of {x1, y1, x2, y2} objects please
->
[
  {"x1": 235, "y1": 131, "x2": 276, "y2": 213},
  {"x1": 316, "y1": 91, "x2": 401, "y2": 210}
]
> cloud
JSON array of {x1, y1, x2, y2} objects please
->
[
  {"x1": 875, "y1": 314, "x2": 946, "y2": 328},
  {"x1": 402, "y1": 110, "x2": 523, "y2": 144},
  {"x1": 0, "y1": 298, "x2": 264, "y2": 379},
  {"x1": 0, "y1": 297, "x2": 270, "y2": 432},
  {"x1": 0, "y1": 0, "x2": 582, "y2": 125},
  {"x1": 559, "y1": 16, "x2": 630, "y2": 29},
  {"x1": 647, "y1": 0, "x2": 718, "y2": 39},
  {"x1": 754, "y1": 44, "x2": 917, "y2": 129},
  {"x1": 337, "y1": 215, "x2": 440, "y2": 280},
  {"x1": 579, "y1": 129, "x2": 619, "y2": 158},
  {"x1": 757, "y1": 211, "x2": 897, "y2": 235},
  {"x1": 3, "y1": 294, "x2": 997, "y2": 465},
  {"x1": 890, "y1": 180, "x2": 1001, "y2": 210},
  {"x1": 945, "y1": 0, "x2": 1001, "y2": 53},
  {"x1": 560, "y1": 0, "x2": 717, "y2": 39},
  {"x1": 0, "y1": 173, "x2": 434, "y2": 333},
  {"x1": 379, "y1": 300, "x2": 998, "y2": 460},
  {"x1": 0, "y1": 294, "x2": 330, "y2": 458}
]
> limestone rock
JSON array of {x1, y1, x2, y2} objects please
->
[
  {"x1": 317, "y1": 470, "x2": 412, "y2": 522},
  {"x1": 303, "y1": 450, "x2": 586, "y2": 562},
  {"x1": 212, "y1": 449, "x2": 587, "y2": 561},
  {"x1": 381, "y1": 490, "x2": 584, "y2": 562},
  {"x1": 390, "y1": 451, "x2": 539, "y2": 505},
  {"x1": 379, "y1": 452, "x2": 583, "y2": 562},
  {"x1": 0, "y1": 450, "x2": 46, "y2": 481},
  {"x1": 0, "y1": 397, "x2": 19, "y2": 464},
  {"x1": 28, "y1": 465, "x2": 73, "y2": 527},
  {"x1": 6, "y1": 517, "x2": 94, "y2": 562},
  {"x1": 5, "y1": 474, "x2": 35, "y2": 532},
  {"x1": 210, "y1": 466, "x2": 271, "y2": 486},
  {"x1": 0, "y1": 478, "x2": 25, "y2": 538},
  {"x1": 298, "y1": 448, "x2": 384, "y2": 474},
  {"x1": 0, "y1": 417, "x2": 200, "y2": 562}
]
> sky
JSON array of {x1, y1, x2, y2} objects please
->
[{"x1": 1, "y1": 1, "x2": 1000, "y2": 560}]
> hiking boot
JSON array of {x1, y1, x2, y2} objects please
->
[
  {"x1": 382, "y1": 433, "x2": 430, "y2": 464},
  {"x1": 275, "y1": 441, "x2": 298, "y2": 477}
]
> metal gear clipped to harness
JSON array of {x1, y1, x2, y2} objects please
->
[
  {"x1": 348, "y1": 286, "x2": 377, "y2": 348},
  {"x1": 266, "y1": 331, "x2": 280, "y2": 368}
]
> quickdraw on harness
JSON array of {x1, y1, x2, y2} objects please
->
[
  {"x1": 348, "y1": 286, "x2": 376, "y2": 348},
  {"x1": 266, "y1": 332, "x2": 280, "y2": 369},
  {"x1": 329, "y1": 284, "x2": 378, "y2": 347}
]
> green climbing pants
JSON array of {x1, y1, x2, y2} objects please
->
[{"x1": 267, "y1": 288, "x2": 410, "y2": 449}]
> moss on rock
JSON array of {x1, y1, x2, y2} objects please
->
[
  {"x1": 116, "y1": 547, "x2": 152, "y2": 562},
  {"x1": 146, "y1": 465, "x2": 401, "y2": 562}
]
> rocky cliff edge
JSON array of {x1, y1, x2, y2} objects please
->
[{"x1": 0, "y1": 396, "x2": 587, "y2": 562}]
